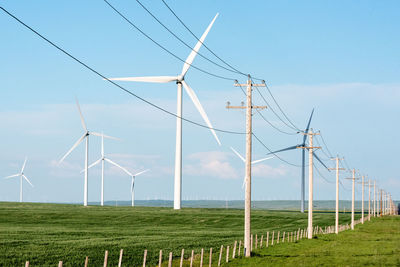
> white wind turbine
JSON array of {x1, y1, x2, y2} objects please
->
[
  {"x1": 230, "y1": 147, "x2": 274, "y2": 188},
  {"x1": 104, "y1": 160, "x2": 149, "y2": 207},
  {"x1": 107, "y1": 13, "x2": 221, "y2": 210},
  {"x1": 59, "y1": 99, "x2": 116, "y2": 206},
  {"x1": 83, "y1": 133, "x2": 120, "y2": 206},
  {"x1": 4, "y1": 157, "x2": 34, "y2": 202}
]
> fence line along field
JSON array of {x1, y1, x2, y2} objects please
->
[{"x1": 0, "y1": 202, "x2": 358, "y2": 266}]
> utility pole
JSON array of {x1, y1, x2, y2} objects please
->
[
  {"x1": 345, "y1": 169, "x2": 359, "y2": 230},
  {"x1": 357, "y1": 175, "x2": 365, "y2": 224},
  {"x1": 374, "y1": 181, "x2": 377, "y2": 217},
  {"x1": 329, "y1": 156, "x2": 345, "y2": 234},
  {"x1": 380, "y1": 189, "x2": 383, "y2": 217},
  {"x1": 368, "y1": 179, "x2": 371, "y2": 221},
  {"x1": 227, "y1": 75, "x2": 266, "y2": 257},
  {"x1": 300, "y1": 129, "x2": 320, "y2": 239}
]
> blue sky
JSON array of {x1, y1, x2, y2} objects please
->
[{"x1": 0, "y1": 0, "x2": 399, "y2": 203}]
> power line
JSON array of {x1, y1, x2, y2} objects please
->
[
  {"x1": 0, "y1": 6, "x2": 245, "y2": 136},
  {"x1": 313, "y1": 137, "x2": 332, "y2": 161},
  {"x1": 160, "y1": 0, "x2": 248, "y2": 78},
  {"x1": 313, "y1": 163, "x2": 335, "y2": 184},
  {"x1": 237, "y1": 83, "x2": 298, "y2": 135},
  {"x1": 264, "y1": 83, "x2": 301, "y2": 131},
  {"x1": 135, "y1": 0, "x2": 243, "y2": 76},
  {"x1": 319, "y1": 132, "x2": 334, "y2": 158},
  {"x1": 252, "y1": 133, "x2": 302, "y2": 167},
  {"x1": 103, "y1": 0, "x2": 236, "y2": 81}
]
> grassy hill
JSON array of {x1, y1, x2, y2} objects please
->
[
  {"x1": 0, "y1": 202, "x2": 359, "y2": 266},
  {"x1": 224, "y1": 216, "x2": 400, "y2": 267}
]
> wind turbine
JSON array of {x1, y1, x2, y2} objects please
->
[
  {"x1": 230, "y1": 147, "x2": 274, "y2": 188},
  {"x1": 105, "y1": 161, "x2": 149, "y2": 207},
  {"x1": 59, "y1": 99, "x2": 116, "y2": 206},
  {"x1": 4, "y1": 157, "x2": 34, "y2": 202},
  {"x1": 266, "y1": 109, "x2": 329, "y2": 213},
  {"x1": 107, "y1": 14, "x2": 221, "y2": 210},
  {"x1": 82, "y1": 133, "x2": 119, "y2": 206}
]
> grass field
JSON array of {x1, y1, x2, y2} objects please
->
[
  {"x1": 224, "y1": 216, "x2": 400, "y2": 267},
  {"x1": 0, "y1": 202, "x2": 360, "y2": 266}
]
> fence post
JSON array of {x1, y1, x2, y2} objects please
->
[
  {"x1": 251, "y1": 234, "x2": 253, "y2": 251},
  {"x1": 168, "y1": 252, "x2": 172, "y2": 267},
  {"x1": 218, "y1": 245, "x2": 223, "y2": 266},
  {"x1": 200, "y1": 248, "x2": 204, "y2": 267},
  {"x1": 233, "y1": 241, "x2": 237, "y2": 258},
  {"x1": 271, "y1": 231, "x2": 274, "y2": 245},
  {"x1": 226, "y1": 246, "x2": 230, "y2": 263},
  {"x1": 283, "y1": 232, "x2": 285, "y2": 243},
  {"x1": 85, "y1": 256, "x2": 89, "y2": 267},
  {"x1": 25, "y1": 261, "x2": 29, "y2": 267},
  {"x1": 255, "y1": 235, "x2": 258, "y2": 249},
  {"x1": 143, "y1": 250, "x2": 147, "y2": 267},
  {"x1": 190, "y1": 250, "x2": 194, "y2": 267},
  {"x1": 103, "y1": 250, "x2": 108, "y2": 267},
  {"x1": 58, "y1": 261, "x2": 63, "y2": 267},
  {"x1": 266, "y1": 232, "x2": 269, "y2": 247},
  {"x1": 209, "y1": 247, "x2": 213, "y2": 267},
  {"x1": 118, "y1": 249, "x2": 123, "y2": 267},
  {"x1": 260, "y1": 235, "x2": 263, "y2": 248},
  {"x1": 180, "y1": 249, "x2": 184, "y2": 267},
  {"x1": 238, "y1": 240, "x2": 241, "y2": 256},
  {"x1": 159, "y1": 250, "x2": 163, "y2": 267},
  {"x1": 277, "y1": 231, "x2": 280, "y2": 244}
]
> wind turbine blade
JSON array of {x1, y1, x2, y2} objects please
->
[
  {"x1": 181, "y1": 80, "x2": 221, "y2": 146},
  {"x1": 251, "y1": 156, "x2": 274, "y2": 164},
  {"x1": 90, "y1": 132, "x2": 120, "y2": 141},
  {"x1": 133, "y1": 169, "x2": 149, "y2": 177},
  {"x1": 242, "y1": 176, "x2": 246, "y2": 189},
  {"x1": 75, "y1": 98, "x2": 87, "y2": 131},
  {"x1": 302, "y1": 108, "x2": 314, "y2": 144},
  {"x1": 21, "y1": 157, "x2": 27, "y2": 173},
  {"x1": 230, "y1": 147, "x2": 245, "y2": 163},
  {"x1": 4, "y1": 174, "x2": 19, "y2": 179},
  {"x1": 81, "y1": 158, "x2": 102, "y2": 173},
  {"x1": 106, "y1": 76, "x2": 178, "y2": 83},
  {"x1": 101, "y1": 133, "x2": 104, "y2": 157},
  {"x1": 22, "y1": 175, "x2": 34, "y2": 187},
  {"x1": 105, "y1": 158, "x2": 132, "y2": 176},
  {"x1": 181, "y1": 13, "x2": 218, "y2": 77},
  {"x1": 266, "y1": 144, "x2": 299, "y2": 155},
  {"x1": 312, "y1": 151, "x2": 330, "y2": 170},
  {"x1": 59, "y1": 133, "x2": 87, "y2": 164}
]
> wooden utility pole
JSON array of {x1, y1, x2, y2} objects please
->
[
  {"x1": 299, "y1": 130, "x2": 320, "y2": 239},
  {"x1": 329, "y1": 156, "x2": 345, "y2": 234},
  {"x1": 345, "y1": 169, "x2": 359, "y2": 230},
  {"x1": 380, "y1": 189, "x2": 383, "y2": 217},
  {"x1": 227, "y1": 75, "x2": 266, "y2": 257},
  {"x1": 373, "y1": 181, "x2": 376, "y2": 217},
  {"x1": 368, "y1": 179, "x2": 371, "y2": 220}
]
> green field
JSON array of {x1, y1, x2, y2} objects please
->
[
  {"x1": 225, "y1": 216, "x2": 400, "y2": 267},
  {"x1": 0, "y1": 202, "x2": 361, "y2": 266}
]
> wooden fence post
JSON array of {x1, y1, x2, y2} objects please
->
[
  {"x1": 283, "y1": 232, "x2": 285, "y2": 243},
  {"x1": 226, "y1": 246, "x2": 230, "y2": 263},
  {"x1": 103, "y1": 250, "x2": 108, "y2": 267},
  {"x1": 25, "y1": 261, "x2": 29, "y2": 267},
  {"x1": 255, "y1": 235, "x2": 258, "y2": 249},
  {"x1": 180, "y1": 249, "x2": 184, "y2": 267},
  {"x1": 118, "y1": 249, "x2": 123, "y2": 267},
  {"x1": 85, "y1": 256, "x2": 89, "y2": 267},
  {"x1": 266, "y1": 232, "x2": 269, "y2": 247},
  {"x1": 209, "y1": 248, "x2": 213, "y2": 267},
  {"x1": 159, "y1": 250, "x2": 163, "y2": 267},
  {"x1": 271, "y1": 231, "x2": 274, "y2": 245},
  {"x1": 260, "y1": 235, "x2": 263, "y2": 248},
  {"x1": 58, "y1": 261, "x2": 63, "y2": 267},
  {"x1": 200, "y1": 248, "x2": 204, "y2": 267},
  {"x1": 238, "y1": 240, "x2": 241, "y2": 256},
  {"x1": 251, "y1": 234, "x2": 253, "y2": 251},
  {"x1": 190, "y1": 250, "x2": 194, "y2": 267},
  {"x1": 232, "y1": 241, "x2": 237, "y2": 258},
  {"x1": 218, "y1": 245, "x2": 223, "y2": 266},
  {"x1": 277, "y1": 231, "x2": 280, "y2": 244},
  {"x1": 143, "y1": 250, "x2": 147, "y2": 267},
  {"x1": 168, "y1": 252, "x2": 172, "y2": 267}
]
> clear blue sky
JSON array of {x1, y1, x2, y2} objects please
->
[{"x1": 0, "y1": 0, "x2": 399, "y2": 203}]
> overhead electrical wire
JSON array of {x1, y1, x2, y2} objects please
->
[
  {"x1": 313, "y1": 163, "x2": 335, "y2": 184},
  {"x1": 319, "y1": 132, "x2": 334, "y2": 158},
  {"x1": 160, "y1": 0, "x2": 249, "y2": 78},
  {"x1": 0, "y1": 6, "x2": 245, "y2": 136},
  {"x1": 102, "y1": 0, "x2": 236, "y2": 81},
  {"x1": 135, "y1": 0, "x2": 243, "y2": 76}
]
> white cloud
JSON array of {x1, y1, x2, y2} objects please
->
[
  {"x1": 252, "y1": 163, "x2": 288, "y2": 178},
  {"x1": 184, "y1": 151, "x2": 239, "y2": 179}
]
